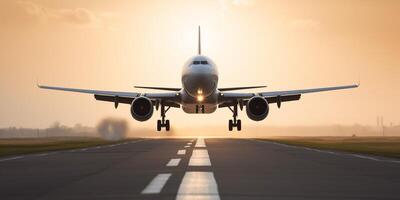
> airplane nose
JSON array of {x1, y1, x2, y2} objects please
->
[{"x1": 183, "y1": 73, "x2": 216, "y2": 98}]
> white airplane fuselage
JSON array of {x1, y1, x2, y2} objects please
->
[{"x1": 181, "y1": 55, "x2": 219, "y2": 113}]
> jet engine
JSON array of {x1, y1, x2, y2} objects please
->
[
  {"x1": 130, "y1": 97, "x2": 154, "y2": 121},
  {"x1": 246, "y1": 96, "x2": 269, "y2": 121}
]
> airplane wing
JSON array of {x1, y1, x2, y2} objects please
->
[
  {"x1": 259, "y1": 84, "x2": 358, "y2": 97},
  {"x1": 219, "y1": 84, "x2": 358, "y2": 107},
  {"x1": 38, "y1": 84, "x2": 180, "y2": 108},
  {"x1": 38, "y1": 84, "x2": 140, "y2": 97}
]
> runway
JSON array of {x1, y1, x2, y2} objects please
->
[{"x1": 1, "y1": 138, "x2": 400, "y2": 200}]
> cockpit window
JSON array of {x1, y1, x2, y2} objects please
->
[{"x1": 192, "y1": 60, "x2": 208, "y2": 65}]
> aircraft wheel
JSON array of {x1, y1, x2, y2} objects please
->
[
  {"x1": 165, "y1": 120, "x2": 170, "y2": 131},
  {"x1": 157, "y1": 120, "x2": 162, "y2": 131},
  {"x1": 228, "y1": 120, "x2": 233, "y2": 131},
  {"x1": 237, "y1": 120, "x2": 242, "y2": 131}
]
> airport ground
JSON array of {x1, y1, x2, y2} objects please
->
[
  {"x1": 1, "y1": 138, "x2": 400, "y2": 200},
  {"x1": 0, "y1": 137, "x2": 130, "y2": 157},
  {"x1": 265, "y1": 136, "x2": 400, "y2": 158}
]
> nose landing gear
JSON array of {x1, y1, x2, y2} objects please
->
[
  {"x1": 228, "y1": 103, "x2": 241, "y2": 131},
  {"x1": 157, "y1": 102, "x2": 171, "y2": 131}
]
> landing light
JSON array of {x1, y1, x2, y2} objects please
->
[{"x1": 197, "y1": 95, "x2": 204, "y2": 102}]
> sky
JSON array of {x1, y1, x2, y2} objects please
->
[{"x1": 0, "y1": 0, "x2": 399, "y2": 129}]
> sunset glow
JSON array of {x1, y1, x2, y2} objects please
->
[{"x1": 0, "y1": 0, "x2": 399, "y2": 128}]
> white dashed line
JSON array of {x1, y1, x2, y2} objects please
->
[
  {"x1": 187, "y1": 143, "x2": 192, "y2": 145},
  {"x1": 0, "y1": 156, "x2": 24, "y2": 162},
  {"x1": 176, "y1": 172, "x2": 220, "y2": 200},
  {"x1": 166, "y1": 158, "x2": 181, "y2": 167},
  {"x1": 141, "y1": 173, "x2": 172, "y2": 194},
  {"x1": 189, "y1": 149, "x2": 211, "y2": 166},
  {"x1": 195, "y1": 138, "x2": 206, "y2": 147},
  {"x1": 177, "y1": 150, "x2": 186, "y2": 155},
  {"x1": 184, "y1": 145, "x2": 190, "y2": 148}
]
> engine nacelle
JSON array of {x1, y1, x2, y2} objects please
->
[
  {"x1": 246, "y1": 96, "x2": 269, "y2": 121},
  {"x1": 130, "y1": 97, "x2": 154, "y2": 121}
]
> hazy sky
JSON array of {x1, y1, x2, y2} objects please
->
[{"x1": 0, "y1": 0, "x2": 399, "y2": 128}]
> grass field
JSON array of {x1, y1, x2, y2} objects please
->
[
  {"x1": 265, "y1": 137, "x2": 400, "y2": 158},
  {"x1": 0, "y1": 137, "x2": 131, "y2": 157}
]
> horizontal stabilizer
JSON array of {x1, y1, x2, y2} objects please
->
[
  {"x1": 219, "y1": 86, "x2": 266, "y2": 91},
  {"x1": 134, "y1": 86, "x2": 181, "y2": 91}
]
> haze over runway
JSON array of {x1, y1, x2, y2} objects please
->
[{"x1": 1, "y1": 138, "x2": 400, "y2": 200}]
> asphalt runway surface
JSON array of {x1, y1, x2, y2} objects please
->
[{"x1": 1, "y1": 138, "x2": 400, "y2": 200}]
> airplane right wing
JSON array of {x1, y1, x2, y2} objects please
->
[
  {"x1": 38, "y1": 84, "x2": 140, "y2": 97},
  {"x1": 38, "y1": 84, "x2": 180, "y2": 108}
]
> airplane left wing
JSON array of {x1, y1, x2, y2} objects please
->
[
  {"x1": 219, "y1": 84, "x2": 358, "y2": 108},
  {"x1": 259, "y1": 84, "x2": 358, "y2": 97}
]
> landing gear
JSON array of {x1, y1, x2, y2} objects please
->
[
  {"x1": 157, "y1": 119, "x2": 170, "y2": 131},
  {"x1": 157, "y1": 102, "x2": 171, "y2": 131},
  {"x1": 228, "y1": 103, "x2": 241, "y2": 131}
]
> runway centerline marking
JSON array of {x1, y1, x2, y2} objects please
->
[
  {"x1": 0, "y1": 156, "x2": 24, "y2": 162},
  {"x1": 177, "y1": 150, "x2": 186, "y2": 155},
  {"x1": 189, "y1": 149, "x2": 211, "y2": 166},
  {"x1": 176, "y1": 172, "x2": 220, "y2": 200},
  {"x1": 141, "y1": 173, "x2": 172, "y2": 194},
  {"x1": 166, "y1": 158, "x2": 181, "y2": 167},
  {"x1": 195, "y1": 138, "x2": 206, "y2": 148}
]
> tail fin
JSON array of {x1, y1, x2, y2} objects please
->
[{"x1": 198, "y1": 26, "x2": 201, "y2": 55}]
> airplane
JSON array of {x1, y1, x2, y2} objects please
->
[{"x1": 38, "y1": 27, "x2": 358, "y2": 131}]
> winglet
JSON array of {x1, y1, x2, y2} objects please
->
[
  {"x1": 198, "y1": 26, "x2": 201, "y2": 55},
  {"x1": 36, "y1": 78, "x2": 41, "y2": 88}
]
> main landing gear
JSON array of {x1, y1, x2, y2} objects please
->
[
  {"x1": 228, "y1": 104, "x2": 241, "y2": 131},
  {"x1": 157, "y1": 102, "x2": 170, "y2": 131}
]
